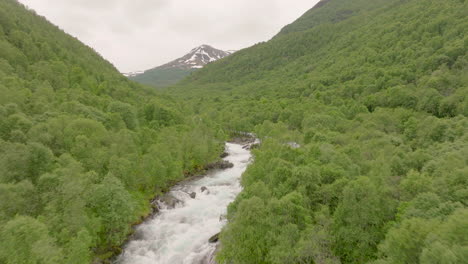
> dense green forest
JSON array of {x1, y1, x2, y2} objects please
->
[
  {"x1": 1, "y1": 0, "x2": 467, "y2": 263},
  {"x1": 166, "y1": 0, "x2": 468, "y2": 263},
  {"x1": 0, "y1": 0, "x2": 224, "y2": 263}
]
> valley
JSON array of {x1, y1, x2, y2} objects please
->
[{"x1": 0, "y1": 0, "x2": 467, "y2": 263}]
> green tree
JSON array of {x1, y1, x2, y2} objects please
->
[
  {"x1": 332, "y1": 177, "x2": 396, "y2": 263},
  {"x1": 0, "y1": 216, "x2": 64, "y2": 264},
  {"x1": 87, "y1": 175, "x2": 136, "y2": 247}
]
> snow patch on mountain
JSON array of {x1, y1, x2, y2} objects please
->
[
  {"x1": 123, "y1": 71, "x2": 144, "y2": 77},
  {"x1": 123, "y1": 45, "x2": 234, "y2": 77},
  {"x1": 174, "y1": 44, "x2": 232, "y2": 69}
]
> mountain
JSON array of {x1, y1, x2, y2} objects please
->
[
  {"x1": 127, "y1": 44, "x2": 233, "y2": 87},
  {"x1": 0, "y1": 1, "x2": 221, "y2": 263},
  {"x1": 1, "y1": 0, "x2": 467, "y2": 263},
  {"x1": 153, "y1": 44, "x2": 233, "y2": 70},
  {"x1": 168, "y1": 0, "x2": 468, "y2": 263}
]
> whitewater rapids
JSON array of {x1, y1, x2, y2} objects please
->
[{"x1": 115, "y1": 143, "x2": 252, "y2": 264}]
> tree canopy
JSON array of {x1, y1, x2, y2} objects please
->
[{"x1": 165, "y1": 0, "x2": 468, "y2": 263}]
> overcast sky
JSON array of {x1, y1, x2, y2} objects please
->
[{"x1": 18, "y1": 0, "x2": 319, "y2": 72}]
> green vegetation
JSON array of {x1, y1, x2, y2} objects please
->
[
  {"x1": 1, "y1": 0, "x2": 467, "y2": 263},
  {"x1": 166, "y1": 0, "x2": 468, "y2": 263},
  {"x1": 129, "y1": 68, "x2": 196, "y2": 88},
  {"x1": 0, "y1": 0, "x2": 223, "y2": 263}
]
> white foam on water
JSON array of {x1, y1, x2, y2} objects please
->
[{"x1": 116, "y1": 143, "x2": 252, "y2": 264}]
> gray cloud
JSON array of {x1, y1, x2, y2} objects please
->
[{"x1": 19, "y1": 0, "x2": 319, "y2": 72}]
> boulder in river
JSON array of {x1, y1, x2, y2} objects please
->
[
  {"x1": 190, "y1": 192, "x2": 197, "y2": 199},
  {"x1": 219, "y1": 214, "x2": 227, "y2": 222},
  {"x1": 228, "y1": 136, "x2": 256, "y2": 144},
  {"x1": 220, "y1": 152, "x2": 229, "y2": 158},
  {"x1": 150, "y1": 202, "x2": 159, "y2": 214},
  {"x1": 131, "y1": 228, "x2": 146, "y2": 241},
  {"x1": 201, "y1": 186, "x2": 209, "y2": 193},
  {"x1": 159, "y1": 194, "x2": 182, "y2": 209},
  {"x1": 206, "y1": 160, "x2": 234, "y2": 170},
  {"x1": 209, "y1": 233, "x2": 220, "y2": 243},
  {"x1": 243, "y1": 143, "x2": 260, "y2": 150}
]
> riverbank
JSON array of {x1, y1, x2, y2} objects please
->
[
  {"x1": 114, "y1": 142, "x2": 253, "y2": 263},
  {"x1": 92, "y1": 143, "x2": 229, "y2": 264},
  {"x1": 94, "y1": 136, "x2": 257, "y2": 264}
]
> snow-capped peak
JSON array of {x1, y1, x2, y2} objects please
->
[
  {"x1": 157, "y1": 45, "x2": 233, "y2": 70},
  {"x1": 122, "y1": 45, "x2": 234, "y2": 77}
]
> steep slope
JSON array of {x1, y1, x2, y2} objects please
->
[
  {"x1": 0, "y1": 1, "x2": 222, "y2": 263},
  {"x1": 277, "y1": 0, "x2": 389, "y2": 36},
  {"x1": 128, "y1": 44, "x2": 233, "y2": 87},
  {"x1": 168, "y1": 0, "x2": 468, "y2": 263}
]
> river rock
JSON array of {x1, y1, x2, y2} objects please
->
[
  {"x1": 132, "y1": 228, "x2": 146, "y2": 241},
  {"x1": 206, "y1": 160, "x2": 234, "y2": 170},
  {"x1": 243, "y1": 143, "x2": 260, "y2": 150},
  {"x1": 190, "y1": 192, "x2": 196, "y2": 199},
  {"x1": 208, "y1": 233, "x2": 220, "y2": 243},
  {"x1": 159, "y1": 194, "x2": 182, "y2": 209},
  {"x1": 201, "y1": 186, "x2": 209, "y2": 192},
  {"x1": 220, "y1": 160, "x2": 234, "y2": 169},
  {"x1": 220, "y1": 152, "x2": 229, "y2": 158},
  {"x1": 150, "y1": 202, "x2": 159, "y2": 214},
  {"x1": 219, "y1": 214, "x2": 227, "y2": 222},
  {"x1": 228, "y1": 136, "x2": 256, "y2": 145}
]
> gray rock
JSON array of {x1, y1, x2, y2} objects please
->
[
  {"x1": 206, "y1": 160, "x2": 234, "y2": 170},
  {"x1": 159, "y1": 194, "x2": 182, "y2": 209},
  {"x1": 190, "y1": 192, "x2": 197, "y2": 199},
  {"x1": 209, "y1": 233, "x2": 219, "y2": 243},
  {"x1": 132, "y1": 229, "x2": 146, "y2": 241},
  {"x1": 219, "y1": 214, "x2": 227, "y2": 222}
]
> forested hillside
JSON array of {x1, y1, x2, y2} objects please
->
[
  {"x1": 1, "y1": 0, "x2": 467, "y2": 263},
  {"x1": 168, "y1": 0, "x2": 468, "y2": 263},
  {"x1": 0, "y1": 0, "x2": 223, "y2": 263},
  {"x1": 129, "y1": 67, "x2": 196, "y2": 88}
]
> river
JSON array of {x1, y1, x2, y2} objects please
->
[{"x1": 115, "y1": 142, "x2": 252, "y2": 264}]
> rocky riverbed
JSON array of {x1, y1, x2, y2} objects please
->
[{"x1": 115, "y1": 142, "x2": 253, "y2": 264}]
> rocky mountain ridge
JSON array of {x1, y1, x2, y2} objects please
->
[{"x1": 124, "y1": 45, "x2": 233, "y2": 77}]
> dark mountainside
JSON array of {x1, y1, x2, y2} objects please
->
[
  {"x1": 167, "y1": 0, "x2": 468, "y2": 263},
  {"x1": 0, "y1": 0, "x2": 223, "y2": 263},
  {"x1": 128, "y1": 45, "x2": 233, "y2": 88}
]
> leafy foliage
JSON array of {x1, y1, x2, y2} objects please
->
[
  {"x1": 166, "y1": 0, "x2": 468, "y2": 263},
  {"x1": 1, "y1": 0, "x2": 467, "y2": 263},
  {"x1": 0, "y1": 0, "x2": 222, "y2": 262}
]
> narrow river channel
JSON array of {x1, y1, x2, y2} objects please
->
[{"x1": 115, "y1": 142, "x2": 252, "y2": 264}]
